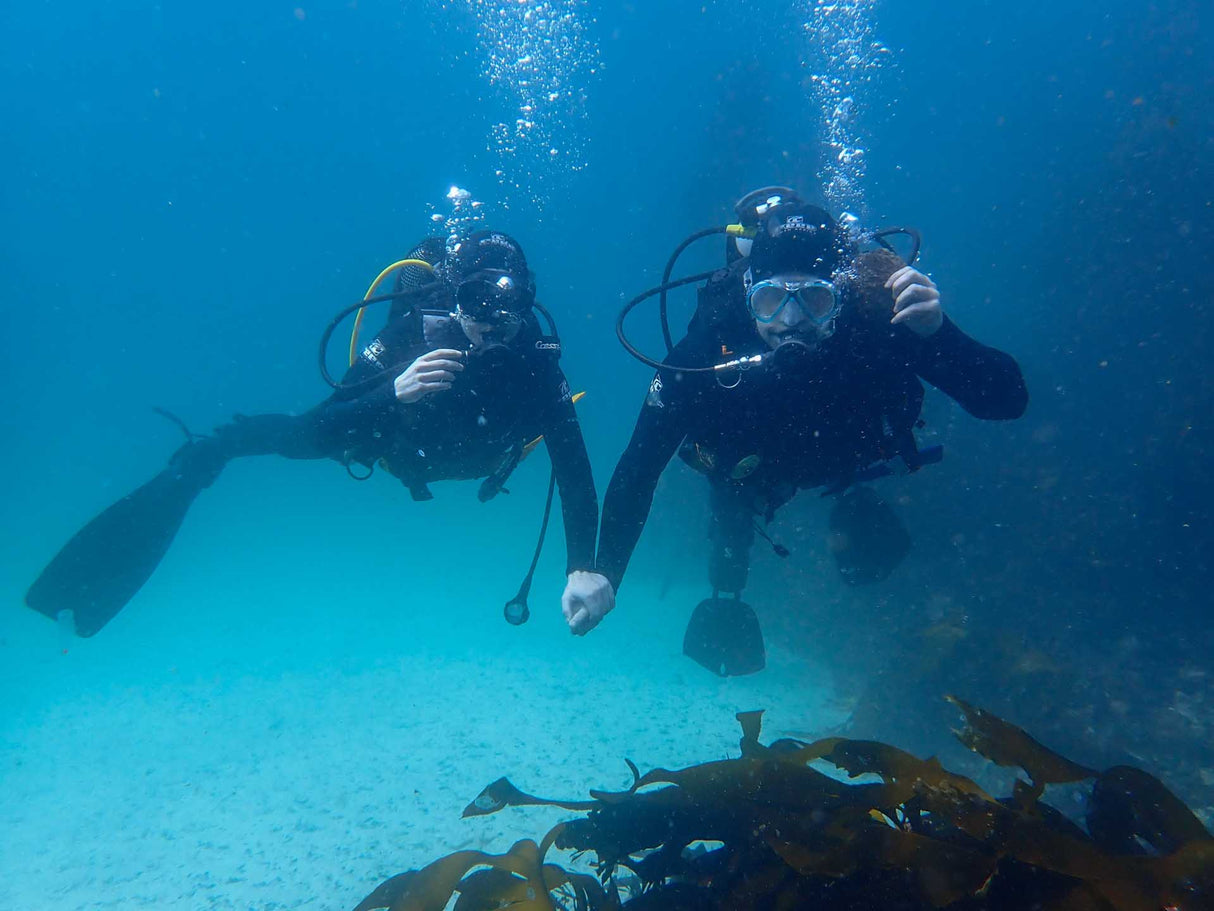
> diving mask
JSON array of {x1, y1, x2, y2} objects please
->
[
  {"x1": 455, "y1": 269, "x2": 531, "y2": 325},
  {"x1": 746, "y1": 277, "x2": 840, "y2": 325}
]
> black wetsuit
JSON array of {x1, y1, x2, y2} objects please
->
[
  {"x1": 210, "y1": 302, "x2": 598, "y2": 573},
  {"x1": 596, "y1": 273, "x2": 1027, "y2": 594}
]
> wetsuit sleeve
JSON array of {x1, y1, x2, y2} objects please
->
[
  {"x1": 904, "y1": 316, "x2": 1028, "y2": 420},
  {"x1": 537, "y1": 368, "x2": 599, "y2": 574},
  {"x1": 595, "y1": 376, "x2": 693, "y2": 593}
]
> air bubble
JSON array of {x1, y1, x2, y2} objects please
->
[
  {"x1": 447, "y1": 0, "x2": 599, "y2": 212},
  {"x1": 802, "y1": 0, "x2": 890, "y2": 216}
]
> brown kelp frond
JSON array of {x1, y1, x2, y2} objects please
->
[
  {"x1": 462, "y1": 777, "x2": 599, "y2": 818},
  {"x1": 946, "y1": 694, "x2": 1097, "y2": 786},
  {"x1": 354, "y1": 698, "x2": 1213, "y2": 911}
]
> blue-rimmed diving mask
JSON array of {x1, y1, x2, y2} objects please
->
[{"x1": 745, "y1": 276, "x2": 840, "y2": 327}]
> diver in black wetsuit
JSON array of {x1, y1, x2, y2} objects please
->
[
  {"x1": 590, "y1": 200, "x2": 1027, "y2": 673},
  {"x1": 27, "y1": 230, "x2": 613, "y2": 636}
]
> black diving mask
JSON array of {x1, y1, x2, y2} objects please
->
[
  {"x1": 455, "y1": 311, "x2": 524, "y2": 351},
  {"x1": 455, "y1": 269, "x2": 532, "y2": 324}
]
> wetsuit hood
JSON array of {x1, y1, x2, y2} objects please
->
[
  {"x1": 444, "y1": 230, "x2": 536, "y2": 301},
  {"x1": 748, "y1": 204, "x2": 850, "y2": 282}
]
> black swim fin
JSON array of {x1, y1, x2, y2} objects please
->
[
  {"x1": 25, "y1": 439, "x2": 226, "y2": 637},
  {"x1": 683, "y1": 596, "x2": 766, "y2": 677},
  {"x1": 828, "y1": 486, "x2": 911, "y2": 585}
]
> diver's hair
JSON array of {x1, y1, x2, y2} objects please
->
[{"x1": 848, "y1": 248, "x2": 906, "y2": 319}]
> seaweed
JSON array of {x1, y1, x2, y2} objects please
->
[
  {"x1": 945, "y1": 694, "x2": 1096, "y2": 809},
  {"x1": 352, "y1": 698, "x2": 1213, "y2": 911}
]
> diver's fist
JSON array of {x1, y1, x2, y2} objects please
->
[
  {"x1": 887, "y1": 266, "x2": 943, "y2": 337},
  {"x1": 394, "y1": 348, "x2": 465, "y2": 404},
  {"x1": 562, "y1": 571, "x2": 615, "y2": 636}
]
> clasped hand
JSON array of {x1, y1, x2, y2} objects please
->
[
  {"x1": 887, "y1": 266, "x2": 944, "y2": 337},
  {"x1": 394, "y1": 348, "x2": 465, "y2": 403},
  {"x1": 562, "y1": 571, "x2": 615, "y2": 635}
]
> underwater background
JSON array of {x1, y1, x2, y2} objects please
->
[{"x1": 2, "y1": 1, "x2": 1211, "y2": 907}]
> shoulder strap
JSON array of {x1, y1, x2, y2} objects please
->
[{"x1": 689, "y1": 260, "x2": 752, "y2": 343}]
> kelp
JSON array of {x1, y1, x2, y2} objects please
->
[
  {"x1": 352, "y1": 696, "x2": 1213, "y2": 911},
  {"x1": 351, "y1": 833, "x2": 615, "y2": 911}
]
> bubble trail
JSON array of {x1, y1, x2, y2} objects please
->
[
  {"x1": 802, "y1": 0, "x2": 891, "y2": 216},
  {"x1": 446, "y1": 0, "x2": 600, "y2": 212}
]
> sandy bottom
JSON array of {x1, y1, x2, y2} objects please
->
[{"x1": 1, "y1": 578, "x2": 843, "y2": 910}]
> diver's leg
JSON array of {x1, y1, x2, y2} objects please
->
[
  {"x1": 210, "y1": 412, "x2": 330, "y2": 460},
  {"x1": 828, "y1": 485, "x2": 912, "y2": 584},
  {"x1": 708, "y1": 482, "x2": 756, "y2": 595},
  {"x1": 26, "y1": 435, "x2": 229, "y2": 637},
  {"x1": 25, "y1": 411, "x2": 326, "y2": 638},
  {"x1": 686, "y1": 482, "x2": 765, "y2": 675}
]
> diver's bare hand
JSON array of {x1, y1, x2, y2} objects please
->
[
  {"x1": 887, "y1": 266, "x2": 943, "y2": 336},
  {"x1": 562, "y1": 571, "x2": 615, "y2": 635},
  {"x1": 394, "y1": 348, "x2": 465, "y2": 404}
]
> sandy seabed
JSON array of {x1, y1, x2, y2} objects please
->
[{"x1": 1, "y1": 582, "x2": 842, "y2": 910}]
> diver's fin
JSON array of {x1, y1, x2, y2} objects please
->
[
  {"x1": 25, "y1": 442, "x2": 224, "y2": 637},
  {"x1": 828, "y1": 486, "x2": 911, "y2": 585},
  {"x1": 683, "y1": 597, "x2": 766, "y2": 677}
]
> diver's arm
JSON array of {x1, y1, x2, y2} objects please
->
[
  {"x1": 540, "y1": 399, "x2": 599, "y2": 574},
  {"x1": 906, "y1": 316, "x2": 1028, "y2": 420},
  {"x1": 546, "y1": 414, "x2": 616, "y2": 635},
  {"x1": 595, "y1": 388, "x2": 691, "y2": 594},
  {"x1": 882, "y1": 266, "x2": 1026, "y2": 419},
  {"x1": 531, "y1": 364, "x2": 612, "y2": 635}
]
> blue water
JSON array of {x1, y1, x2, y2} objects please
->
[{"x1": 2, "y1": 1, "x2": 1212, "y2": 906}]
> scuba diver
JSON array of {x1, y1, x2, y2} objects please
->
[
  {"x1": 592, "y1": 188, "x2": 1028, "y2": 674},
  {"x1": 26, "y1": 229, "x2": 614, "y2": 637}
]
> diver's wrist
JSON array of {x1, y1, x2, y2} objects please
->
[{"x1": 913, "y1": 313, "x2": 957, "y2": 347}]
